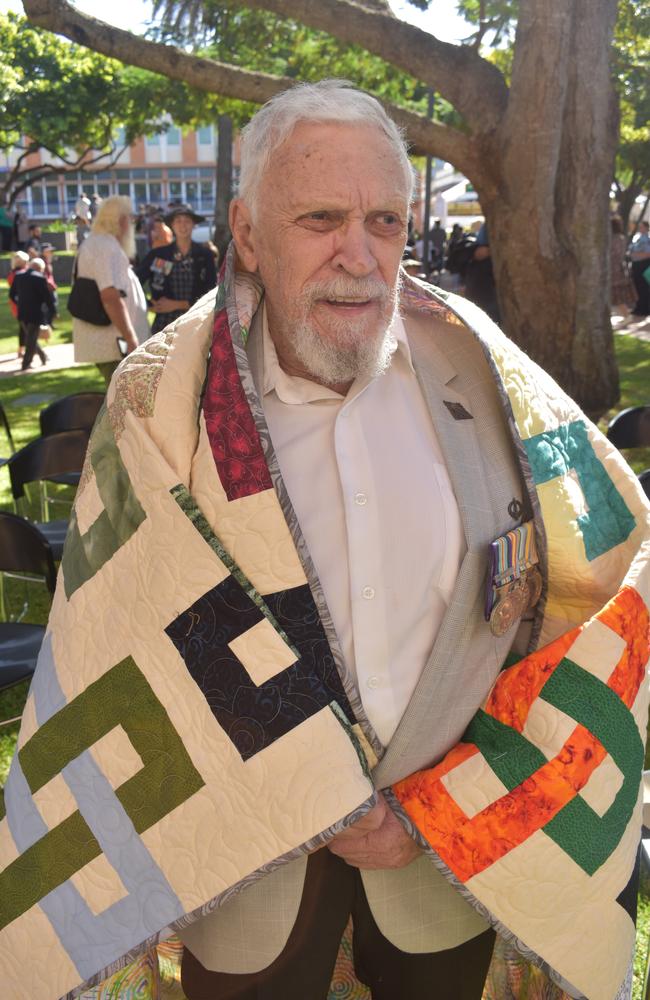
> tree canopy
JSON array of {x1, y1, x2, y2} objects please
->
[
  {"x1": 0, "y1": 11, "x2": 234, "y2": 207},
  {"x1": 20, "y1": 0, "x2": 628, "y2": 415}
]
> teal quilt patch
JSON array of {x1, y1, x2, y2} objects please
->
[{"x1": 523, "y1": 419, "x2": 635, "y2": 560}]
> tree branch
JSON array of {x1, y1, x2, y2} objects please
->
[
  {"x1": 233, "y1": 0, "x2": 508, "y2": 132},
  {"x1": 22, "y1": 0, "x2": 301, "y2": 106},
  {"x1": 20, "y1": 0, "x2": 493, "y2": 184},
  {"x1": 22, "y1": 0, "x2": 508, "y2": 135}
]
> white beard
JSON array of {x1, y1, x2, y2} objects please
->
[
  {"x1": 120, "y1": 223, "x2": 136, "y2": 261},
  {"x1": 290, "y1": 275, "x2": 401, "y2": 386}
]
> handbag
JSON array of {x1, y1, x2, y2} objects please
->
[
  {"x1": 67, "y1": 257, "x2": 111, "y2": 326},
  {"x1": 643, "y1": 264, "x2": 650, "y2": 286},
  {"x1": 38, "y1": 324, "x2": 52, "y2": 341}
]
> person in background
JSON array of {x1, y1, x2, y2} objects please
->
[
  {"x1": 41, "y1": 243, "x2": 58, "y2": 326},
  {"x1": 135, "y1": 203, "x2": 217, "y2": 334},
  {"x1": 13, "y1": 206, "x2": 29, "y2": 251},
  {"x1": 463, "y1": 221, "x2": 500, "y2": 324},
  {"x1": 609, "y1": 215, "x2": 636, "y2": 320},
  {"x1": 71, "y1": 194, "x2": 141, "y2": 384},
  {"x1": 74, "y1": 193, "x2": 92, "y2": 247},
  {"x1": 446, "y1": 223, "x2": 464, "y2": 259},
  {"x1": 429, "y1": 219, "x2": 446, "y2": 274},
  {"x1": 7, "y1": 250, "x2": 29, "y2": 359},
  {"x1": 90, "y1": 193, "x2": 103, "y2": 220},
  {"x1": 9, "y1": 257, "x2": 53, "y2": 370},
  {"x1": 151, "y1": 218, "x2": 174, "y2": 249},
  {"x1": 629, "y1": 220, "x2": 650, "y2": 318},
  {"x1": 25, "y1": 224, "x2": 43, "y2": 257},
  {"x1": 0, "y1": 200, "x2": 14, "y2": 252}
]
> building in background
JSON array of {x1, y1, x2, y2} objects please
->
[{"x1": 0, "y1": 123, "x2": 241, "y2": 223}]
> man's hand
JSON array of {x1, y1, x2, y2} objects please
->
[
  {"x1": 327, "y1": 792, "x2": 421, "y2": 870},
  {"x1": 99, "y1": 286, "x2": 138, "y2": 353}
]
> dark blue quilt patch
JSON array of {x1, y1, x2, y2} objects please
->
[{"x1": 165, "y1": 578, "x2": 354, "y2": 761}]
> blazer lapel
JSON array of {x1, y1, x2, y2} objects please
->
[{"x1": 373, "y1": 313, "x2": 527, "y2": 789}]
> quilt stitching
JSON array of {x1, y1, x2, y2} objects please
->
[
  {"x1": 0, "y1": 656, "x2": 204, "y2": 931},
  {"x1": 203, "y1": 306, "x2": 273, "y2": 501},
  {"x1": 394, "y1": 586, "x2": 649, "y2": 883},
  {"x1": 523, "y1": 419, "x2": 636, "y2": 561}
]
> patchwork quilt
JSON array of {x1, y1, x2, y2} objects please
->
[{"x1": 0, "y1": 249, "x2": 648, "y2": 1000}]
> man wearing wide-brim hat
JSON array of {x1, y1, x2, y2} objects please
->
[{"x1": 136, "y1": 202, "x2": 217, "y2": 333}]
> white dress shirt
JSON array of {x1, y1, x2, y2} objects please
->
[{"x1": 256, "y1": 307, "x2": 465, "y2": 746}]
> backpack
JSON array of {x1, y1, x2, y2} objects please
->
[{"x1": 445, "y1": 234, "x2": 478, "y2": 276}]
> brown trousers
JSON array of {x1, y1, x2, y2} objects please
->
[{"x1": 181, "y1": 849, "x2": 495, "y2": 1000}]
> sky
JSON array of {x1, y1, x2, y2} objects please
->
[{"x1": 0, "y1": 0, "x2": 473, "y2": 44}]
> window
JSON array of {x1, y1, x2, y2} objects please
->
[
  {"x1": 200, "y1": 180, "x2": 214, "y2": 211},
  {"x1": 197, "y1": 126, "x2": 213, "y2": 146},
  {"x1": 145, "y1": 134, "x2": 161, "y2": 147},
  {"x1": 118, "y1": 182, "x2": 131, "y2": 197},
  {"x1": 46, "y1": 185, "x2": 60, "y2": 212},
  {"x1": 167, "y1": 127, "x2": 181, "y2": 146},
  {"x1": 149, "y1": 182, "x2": 163, "y2": 204}
]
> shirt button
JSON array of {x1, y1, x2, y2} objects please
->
[
  {"x1": 354, "y1": 492, "x2": 368, "y2": 506},
  {"x1": 367, "y1": 675, "x2": 380, "y2": 689},
  {"x1": 362, "y1": 586, "x2": 375, "y2": 600}
]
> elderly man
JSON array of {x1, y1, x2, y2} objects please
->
[
  {"x1": 1, "y1": 82, "x2": 648, "y2": 1000},
  {"x1": 71, "y1": 194, "x2": 147, "y2": 383},
  {"x1": 9, "y1": 256, "x2": 53, "y2": 370}
]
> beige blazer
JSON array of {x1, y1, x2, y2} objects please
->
[{"x1": 179, "y1": 305, "x2": 531, "y2": 971}]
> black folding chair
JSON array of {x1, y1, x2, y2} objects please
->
[
  {"x1": 7, "y1": 429, "x2": 89, "y2": 560},
  {"x1": 39, "y1": 393, "x2": 103, "y2": 492},
  {"x1": 39, "y1": 392, "x2": 104, "y2": 437},
  {"x1": 606, "y1": 406, "x2": 650, "y2": 449},
  {"x1": 0, "y1": 397, "x2": 16, "y2": 469},
  {"x1": 0, "y1": 511, "x2": 57, "y2": 695}
]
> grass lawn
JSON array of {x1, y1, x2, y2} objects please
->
[{"x1": 0, "y1": 283, "x2": 649, "y2": 995}]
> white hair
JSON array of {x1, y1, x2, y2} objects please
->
[
  {"x1": 28, "y1": 257, "x2": 45, "y2": 271},
  {"x1": 239, "y1": 79, "x2": 414, "y2": 214},
  {"x1": 92, "y1": 195, "x2": 133, "y2": 238},
  {"x1": 11, "y1": 251, "x2": 29, "y2": 269}
]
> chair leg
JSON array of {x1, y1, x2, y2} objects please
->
[{"x1": 39, "y1": 481, "x2": 48, "y2": 523}]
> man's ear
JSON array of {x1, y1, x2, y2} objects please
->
[{"x1": 229, "y1": 199, "x2": 259, "y2": 273}]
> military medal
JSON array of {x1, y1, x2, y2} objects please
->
[{"x1": 485, "y1": 522, "x2": 542, "y2": 636}]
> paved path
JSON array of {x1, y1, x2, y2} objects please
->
[
  {"x1": 0, "y1": 342, "x2": 80, "y2": 379},
  {"x1": 612, "y1": 311, "x2": 650, "y2": 342}
]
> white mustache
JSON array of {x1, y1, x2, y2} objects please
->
[{"x1": 299, "y1": 277, "x2": 393, "y2": 307}]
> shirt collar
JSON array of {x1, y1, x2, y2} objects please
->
[{"x1": 260, "y1": 302, "x2": 415, "y2": 406}]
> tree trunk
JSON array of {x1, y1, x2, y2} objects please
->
[
  {"x1": 480, "y1": 0, "x2": 620, "y2": 418},
  {"x1": 214, "y1": 113, "x2": 233, "y2": 262}
]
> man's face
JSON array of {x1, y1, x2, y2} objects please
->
[
  {"x1": 231, "y1": 121, "x2": 410, "y2": 385},
  {"x1": 34, "y1": 227, "x2": 42, "y2": 238},
  {"x1": 172, "y1": 214, "x2": 195, "y2": 242}
]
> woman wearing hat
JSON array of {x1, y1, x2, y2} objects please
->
[{"x1": 135, "y1": 203, "x2": 217, "y2": 334}]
